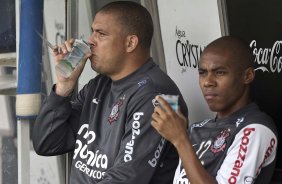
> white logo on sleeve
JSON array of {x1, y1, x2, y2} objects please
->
[
  {"x1": 92, "y1": 98, "x2": 99, "y2": 104},
  {"x1": 235, "y1": 117, "x2": 244, "y2": 127}
]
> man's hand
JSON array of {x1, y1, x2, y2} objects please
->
[
  {"x1": 151, "y1": 95, "x2": 188, "y2": 147},
  {"x1": 53, "y1": 39, "x2": 91, "y2": 97}
]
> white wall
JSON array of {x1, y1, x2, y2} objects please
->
[
  {"x1": 77, "y1": 0, "x2": 97, "y2": 90},
  {"x1": 44, "y1": 0, "x2": 66, "y2": 83},
  {"x1": 157, "y1": 0, "x2": 222, "y2": 123}
]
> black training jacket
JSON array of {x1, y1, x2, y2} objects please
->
[
  {"x1": 173, "y1": 103, "x2": 278, "y2": 184},
  {"x1": 33, "y1": 59, "x2": 188, "y2": 184}
]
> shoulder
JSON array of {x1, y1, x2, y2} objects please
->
[
  {"x1": 229, "y1": 103, "x2": 278, "y2": 152},
  {"x1": 147, "y1": 65, "x2": 181, "y2": 92},
  {"x1": 239, "y1": 103, "x2": 277, "y2": 136},
  {"x1": 129, "y1": 62, "x2": 180, "y2": 98},
  {"x1": 234, "y1": 123, "x2": 277, "y2": 144}
]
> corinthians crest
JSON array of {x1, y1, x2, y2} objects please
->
[
  {"x1": 211, "y1": 130, "x2": 230, "y2": 153},
  {"x1": 108, "y1": 95, "x2": 125, "y2": 124}
]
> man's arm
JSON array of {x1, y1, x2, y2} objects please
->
[
  {"x1": 32, "y1": 39, "x2": 91, "y2": 155},
  {"x1": 216, "y1": 124, "x2": 277, "y2": 184},
  {"x1": 151, "y1": 96, "x2": 277, "y2": 184},
  {"x1": 151, "y1": 95, "x2": 217, "y2": 184},
  {"x1": 32, "y1": 85, "x2": 83, "y2": 155}
]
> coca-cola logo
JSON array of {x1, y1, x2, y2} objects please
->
[{"x1": 250, "y1": 40, "x2": 282, "y2": 73}]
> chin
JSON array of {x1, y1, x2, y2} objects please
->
[
  {"x1": 91, "y1": 65, "x2": 104, "y2": 75},
  {"x1": 207, "y1": 104, "x2": 220, "y2": 112},
  {"x1": 90, "y1": 61, "x2": 98, "y2": 70}
]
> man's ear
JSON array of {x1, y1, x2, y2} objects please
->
[
  {"x1": 126, "y1": 35, "x2": 138, "y2": 52},
  {"x1": 244, "y1": 67, "x2": 255, "y2": 84}
]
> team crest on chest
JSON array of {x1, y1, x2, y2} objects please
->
[
  {"x1": 108, "y1": 96, "x2": 125, "y2": 124},
  {"x1": 211, "y1": 129, "x2": 230, "y2": 153}
]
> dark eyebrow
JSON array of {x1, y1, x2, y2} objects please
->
[
  {"x1": 212, "y1": 66, "x2": 227, "y2": 71},
  {"x1": 198, "y1": 66, "x2": 227, "y2": 72},
  {"x1": 93, "y1": 28, "x2": 108, "y2": 34}
]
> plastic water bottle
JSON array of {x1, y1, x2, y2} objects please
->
[
  {"x1": 55, "y1": 39, "x2": 91, "y2": 78},
  {"x1": 152, "y1": 94, "x2": 179, "y2": 111},
  {"x1": 161, "y1": 94, "x2": 179, "y2": 111}
]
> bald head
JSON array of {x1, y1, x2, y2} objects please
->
[
  {"x1": 199, "y1": 36, "x2": 256, "y2": 117},
  {"x1": 202, "y1": 36, "x2": 255, "y2": 71}
]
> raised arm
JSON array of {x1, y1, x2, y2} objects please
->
[
  {"x1": 32, "y1": 39, "x2": 91, "y2": 155},
  {"x1": 151, "y1": 95, "x2": 217, "y2": 184}
]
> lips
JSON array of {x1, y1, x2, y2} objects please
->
[{"x1": 204, "y1": 92, "x2": 218, "y2": 100}]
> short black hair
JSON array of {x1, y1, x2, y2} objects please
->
[
  {"x1": 99, "y1": 1, "x2": 154, "y2": 49},
  {"x1": 203, "y1": 36, "x2": 255, "y2": 70}
]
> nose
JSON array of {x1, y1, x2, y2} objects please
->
[
  {"x1": 203, "y1": 73, "x2": 216, "y2": 88},
  {"x1": 88, "y1": 34, "x2": 96, "y2": 48}
]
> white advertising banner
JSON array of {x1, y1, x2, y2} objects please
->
[{"x1": 157, "y1": 0, "x2": 222, "y2": 123}]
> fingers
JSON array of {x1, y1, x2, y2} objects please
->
[
  {"x1": 52, "y1": 44, "x2": 63, "y2": 57},
  {"x1": 153, "y1": 96, "x2": 177, "y2": 123},
  {"x1": 64, "y1": 38, "x2": 75, "y2": 52},
  {"x1": 151, "y1": 102, "x2": 173, "y2": 133},
  {"x1": 59, "y1": 40, "x2": 72, "y2": 54},
  {"x1": 151, "y1": 120, "x2": 160, "y2": 134},
  {"x1": 52, "y1": 39, "x2": 77, "y2": 67},
  {"x1": 153, "y1": 104, "x2": 165, "y2": 116},
  {"x1": 151, "y1": 110, "x2": 165, "y2": 134},
  {"x1": 52, "y1": 39, "x2": 75, "y2": 56},
  {"x1": 83, "y1": 52, "x2": 92, "y2": 60},
  {"x1": 151, "y1": 108, "x2": 163, "y2": 123}
]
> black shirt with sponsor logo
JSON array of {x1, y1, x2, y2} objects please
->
[
  {"x1": 33, "y1": 59, "x2": 188, "y2": 184},
  {"x1": 173, "y1": 102, "x2": 278, "y2": 184}
]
